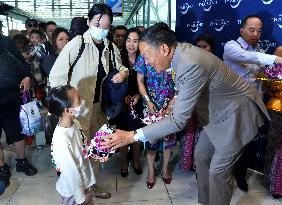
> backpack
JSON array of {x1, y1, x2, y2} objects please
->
[{"x1": 0, "y1": 46, "x2": 25, "y2": 96}]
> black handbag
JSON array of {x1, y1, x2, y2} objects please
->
[{"x1": 101, "y1": 43, "x2": 128, "y2": 119}]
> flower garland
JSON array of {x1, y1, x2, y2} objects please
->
[
  {"x1": 263, "y1": 64, "x2": 282, "y2": 79},
  {"x1": 128, "y1": 99, "x2": 139, "y2": 119},
  {"x1": 140, "y1": 98, "x2": 169, "y2": 125},
  {"x1": 82, "y1": 124, "x2": 115, "y2": 161}
]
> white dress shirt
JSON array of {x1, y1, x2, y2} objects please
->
[{"x1": 223, "y1": 37, "x2": 276, "y2": 83}]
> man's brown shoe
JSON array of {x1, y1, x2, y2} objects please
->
[{"x1": 92, "y1": 185, "x2": 111, "y2": 199}]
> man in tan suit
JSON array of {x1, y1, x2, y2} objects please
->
[{"x1": 102, "y1": 23, "x2": 279, "y2": 205}]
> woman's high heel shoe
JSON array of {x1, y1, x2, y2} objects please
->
[
  {"x1": 132, "y1": 160, "x2": 142, "y2": 175},
  {"x1": 162, "y1": 176, "x2": 171, "y2": 184},
  {"x1": 120, "y1": 169, "x2": 128, "y2": 177},
  {"x1": 120, "y1": 161, "x2": 129, "y2": 177},
  {"x1": 146, "y1": 168, "x2": 155, "y2": 189},
  {"x1": 134, "y1": 167, "x2": 142, "y2": 175},
  {"x1": 146, "y1": 180, "x2": 155, "y2": 189}
]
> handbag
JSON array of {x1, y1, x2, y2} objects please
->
[
  {"x1": 101, "y1": 43, "x2": 128, "y2": 119},
  {"x1": 20, "y1": 91, "x2": 42, "y2": 136}
]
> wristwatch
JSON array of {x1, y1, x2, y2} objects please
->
[{"x1": 142, "y1": 95, "x2": 151, "y2": 103}]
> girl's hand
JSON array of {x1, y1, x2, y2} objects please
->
[{"x1": 147, "y1": 101, "x2": 158, "y2": 114}]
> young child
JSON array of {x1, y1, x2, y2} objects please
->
[
  {"x1": 46, "y1": 85, "x2": 95, "y2": 205},
  {"x1": 28, "y1": 29, "x2": 45, "y2": 87}
]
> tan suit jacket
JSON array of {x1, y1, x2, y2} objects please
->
[{"x1": 143, "y1": 43, "x2": 270, "y2": 156}]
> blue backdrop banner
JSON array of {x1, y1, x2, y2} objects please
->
[
  {"x1": 176, "y1": 0, "x2": 282, "y2": 58},
  {"x1": 106, "y1": 0, "x2": 122, "y2": 16}
]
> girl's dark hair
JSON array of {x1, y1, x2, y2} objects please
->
[
  {"x1": 69, "y1": 17, "x2": 88, "y2": 40},
  {"x1": 45, "y1": 85, "x2": 74, "y2": 141},
  {"x1": 121, "y1": 27, "x2": 141, "y2": 68},
  {"x1": 88, "y1": 3, "x2": 113, "y2": 23},
  {"x1": 46, "y1": 85, "x2": 74, "y2": 117},
  {"x1": 195, "y1": 32, "x2": 215, "y2": 53},
  {"x1": 51, "y1": 27, "x2": 69, "y2": 54}
]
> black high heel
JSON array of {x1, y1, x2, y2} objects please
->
[
  {"x1": 133, "y1": 166, "x2": 142, "y2": 175},
  {"x1": 120, "y1": 160, "x2": 129, "y2": 177},
  {"x1": 132, "y1": 160, "x2": 142, "y2": 175},
  {"x1": 120, "y1": 169, "x2": 128, "y2": 177}
]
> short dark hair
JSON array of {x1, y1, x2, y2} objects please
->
[
  {"x1": 196, "y1": 33, "x2": 215, "y2": 53},
  {"x1": 39, "y1": 22, "x2": 47, "y2": 31},
  {"x1": 115, "y1": 25, "x2": 127, "y2": 32},
  {"x1": 45, "y1": 21, "x2": 57, "y2": 31},
  {"x1": 46, "y1": 85, "x2": 74, "y2": 117},
  {"x1": 88, "y1": 3, "x2": 113, "y2": 23},
  {"x1": 241, "y1": 15, "x2": 262, "y2": 28},
  {"x1": 52, "y1": 27, "x2": 69, "y2": 53},
  {"x1": 25, "y1": 19, "x2": 38, "y2": 27},
  {"x1": 140, "y1": 22, "x2": 177, "y2": 48},
  {"x1": 13, "y1": 34, "x2": 29, "y2": 50}
]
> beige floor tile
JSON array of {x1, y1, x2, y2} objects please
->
[
  {"x1": 231, "y1": 192, "x2": 282, "y2": 205},
  {"x1": 7, "y1": 177, "x2": 61, "y2": 205},
  {"x1": 96, "y1": 198, "x2": 172, "y2": 205},
  {"x1": 0, "y1": 178, "x2": 22, "y2": 204},
  {"x1": 166, "y1": 170, "x2": 198, "y2": 199},
  {"x1": 171, "y1": 197, "x2": 201, "y2": 205}
]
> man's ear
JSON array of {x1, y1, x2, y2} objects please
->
[
  {"x1": 240, "y1": 28, "x2": 244, "y2": 36},
  {"x1": 160, "y1": 44, "x2": 170, "y2": 57}
]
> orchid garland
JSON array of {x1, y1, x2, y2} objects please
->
[{"x1": 82, "y1": 124, "x2": 115, "y2": 161}]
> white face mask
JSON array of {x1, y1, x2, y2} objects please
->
[
  {"x1": 90, "y1": 26, "x2": 109, "y2": 41},
  {"x1": 71, "y1": 100, "x2": 89, "y2": 118}
]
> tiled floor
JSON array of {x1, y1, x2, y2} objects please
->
[{"x1": 0, "y1": 138, "x2": 282, "y2": 205}]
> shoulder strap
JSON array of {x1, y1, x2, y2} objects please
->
[
  {"x1": 108, "y1": 42, "x2": 117, "y2": 72},
  {"x1": 67, "y1": 36, "x2": 85, "y2": 85}
]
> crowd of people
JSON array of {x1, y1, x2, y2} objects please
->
[{"x1": 1, "y1": 3, "x2": 282, "y2": 205}]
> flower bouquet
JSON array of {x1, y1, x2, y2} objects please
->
[
  {"x1": 82, "y1": 124, "x2": 115, "y2": 162},
  {"x1": 258, "y1": 64, "x2": 282, "y2": 112}
]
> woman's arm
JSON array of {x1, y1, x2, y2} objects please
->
[
  {"x1": 137, "y1": 73, "x2": 157, "y2": 113},
  {"x1": 111, "y1": 42, "x2": 128, "y2": 83}
]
